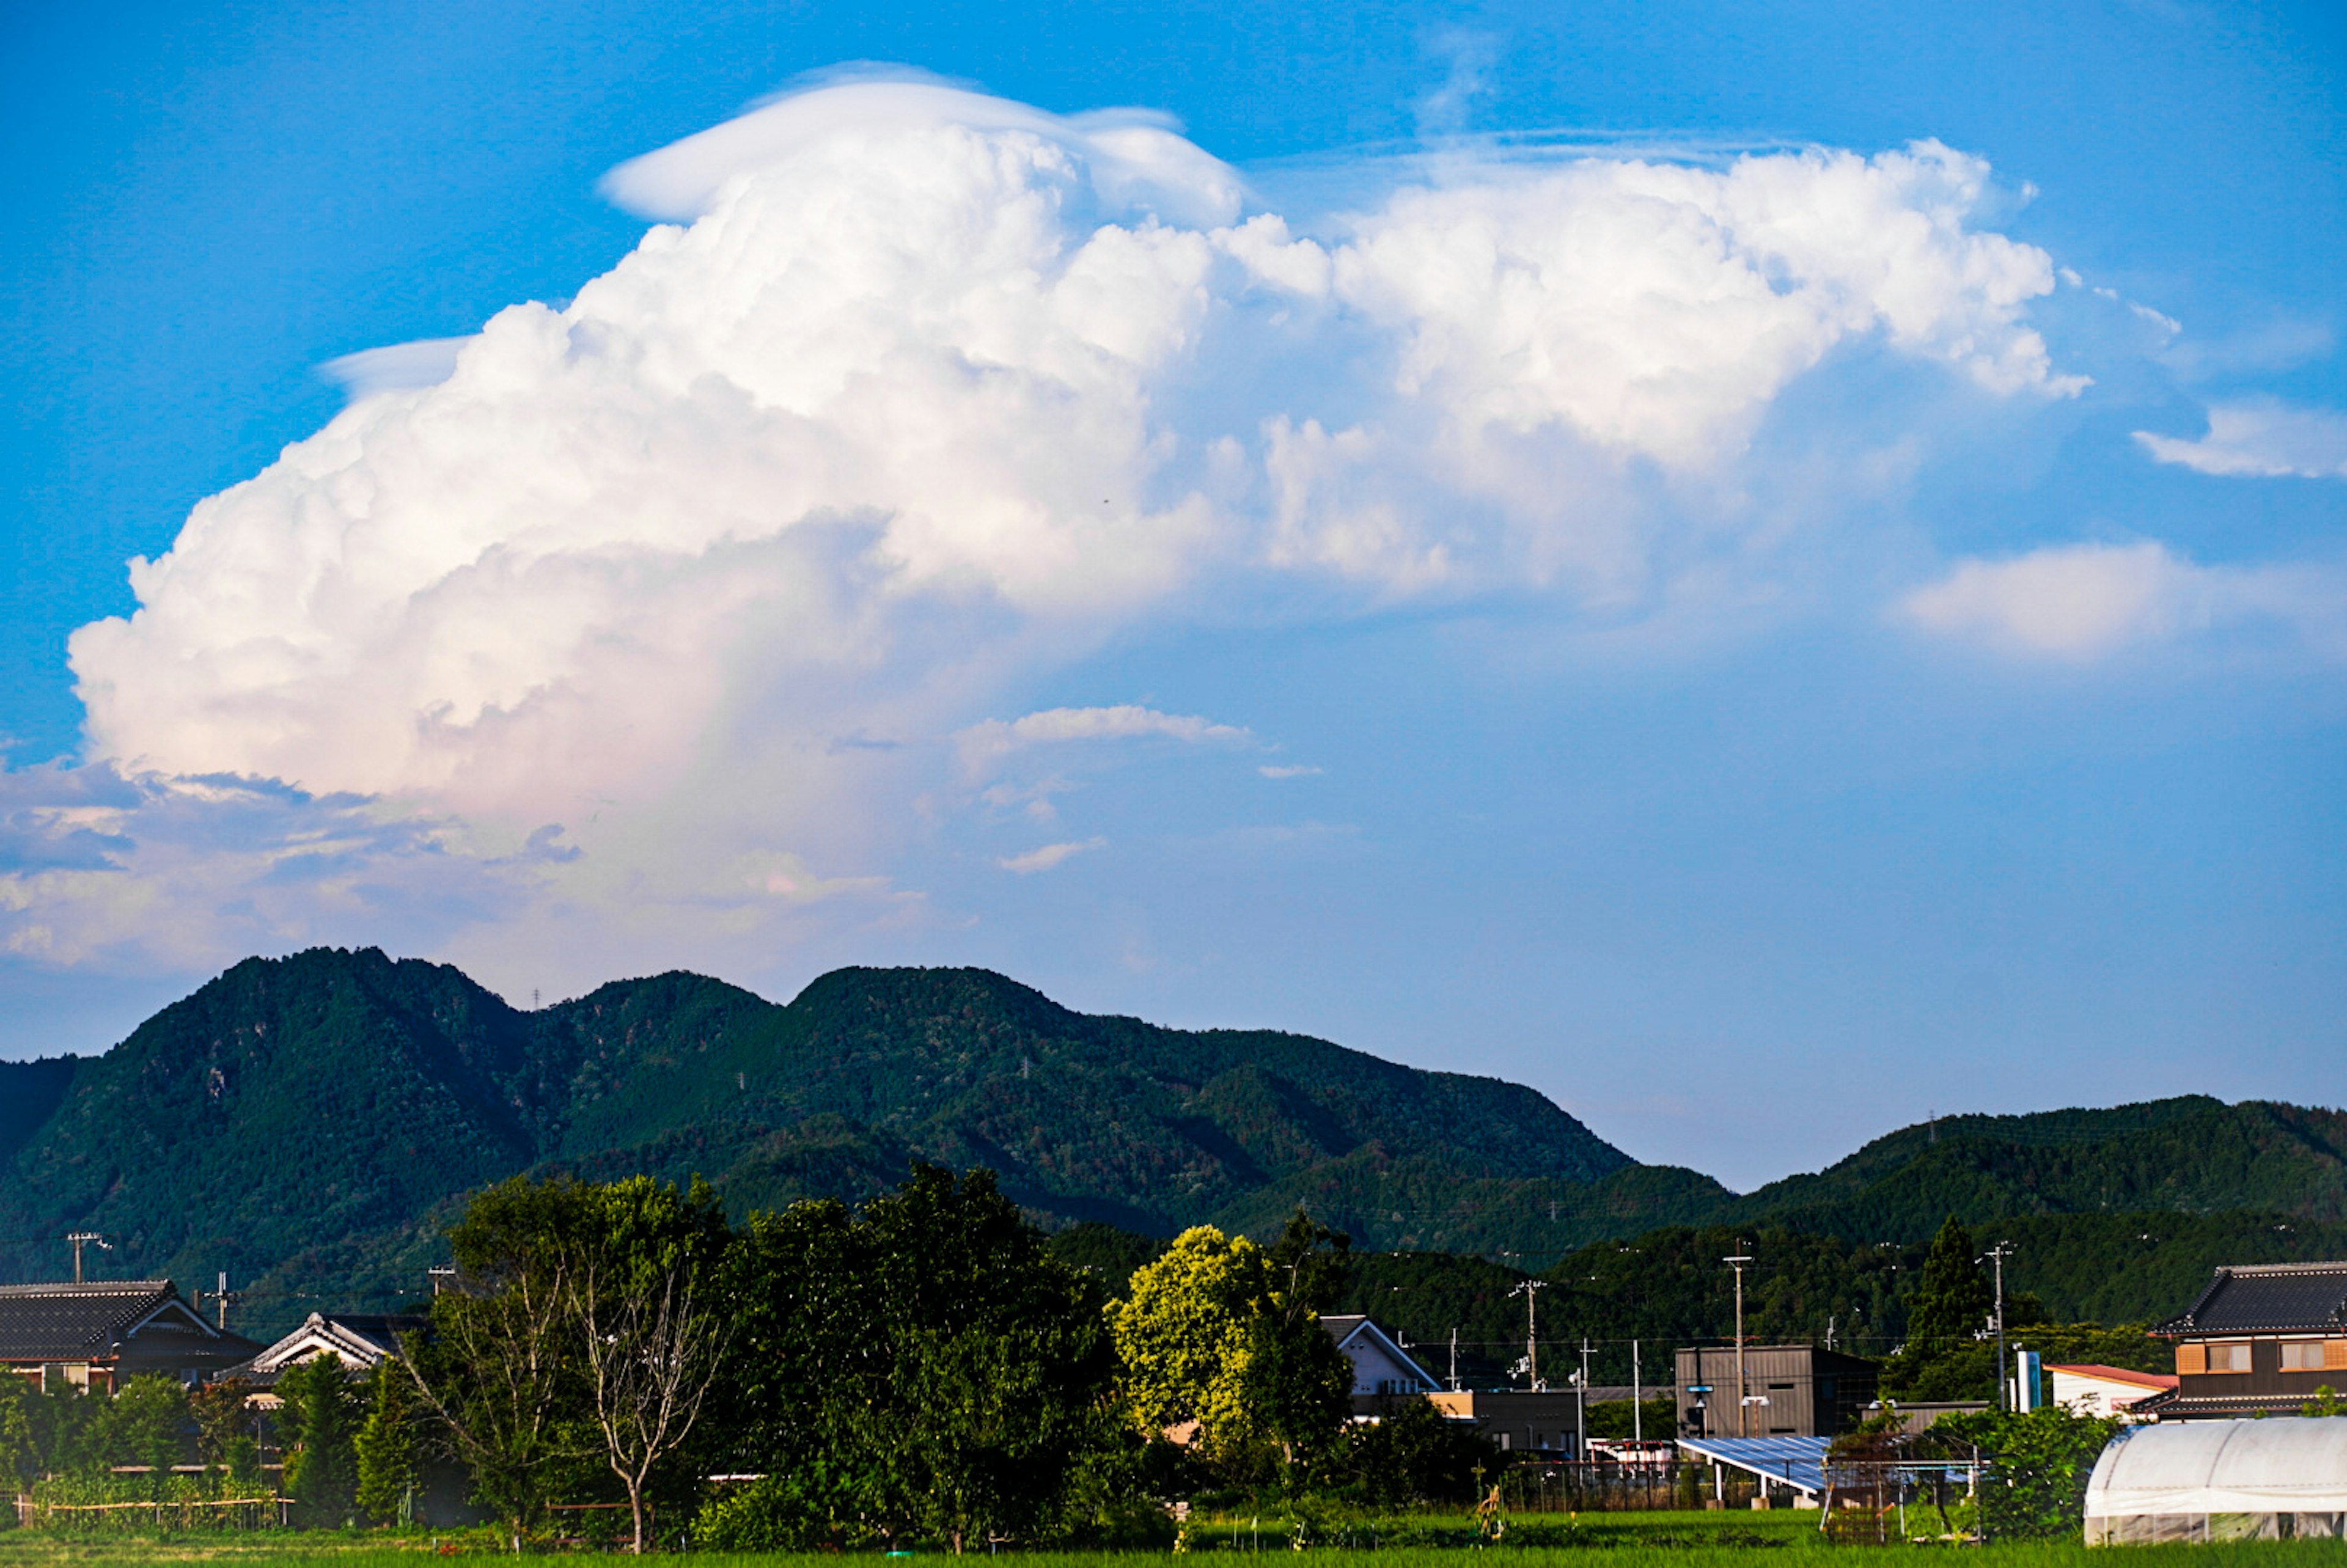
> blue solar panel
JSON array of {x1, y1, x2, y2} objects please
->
[{"x1": 1677, "y1": 1435, "x2": 1831, "y2": 1494}]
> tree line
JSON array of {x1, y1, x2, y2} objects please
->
[{"x1": 102, "y1": 1165, "x2": 1495, "y2": 1553}]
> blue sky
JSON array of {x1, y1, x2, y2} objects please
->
[{"x1": 2, "y1": 0, "x2": 2341, "y2": 1188}]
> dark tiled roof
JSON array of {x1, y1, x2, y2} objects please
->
[
  {"x1": 2130, "y1": 1390, "x2": 2330, "y2": 1418},
  {"x1": 2156, "y1": 1262, "x2": 2347, "y2": 1336},
  {"x1": 0, "y1": 1280, "x2": 189, "y2": 1361}
]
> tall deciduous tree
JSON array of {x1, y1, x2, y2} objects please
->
[
  {"x1": 0, "y1": 1381, "x2": 34, "y2": 1492},
  {"x1": 1112, "y1": 1222, "x2": 1352, "y2": 1479},
  {"x1": 853, "y1": 1166, "x2": 1115, "y2": 1552},
  {"x1": 407, "y1": 1176, "x2": 601, "y2": 1547},
  {"x1": 570, "y1": 1176, "x2": 733, "y2": 1554},
  {"x1": 106, "y1": 1373, "x2": 189, "y2": 1498}
]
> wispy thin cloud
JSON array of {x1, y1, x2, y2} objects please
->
[
  {"x1": 996, "y1": 837, "x2": 1106, "y2": 874},
  {"x1": 957, "y1": 706, "x2": 1251, "y2": 780},
  {"x1": 2134, "y1": 400, "x2": 2347, "y2": 480}
]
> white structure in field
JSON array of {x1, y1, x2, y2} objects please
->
[{"x1": 2084, "y1": 1418, "x2": 2347, "y2": 1544}]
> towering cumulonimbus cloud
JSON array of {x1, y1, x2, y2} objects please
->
[{"x1": 53, "y1": 77, "x2": 2087, "y2": 967}]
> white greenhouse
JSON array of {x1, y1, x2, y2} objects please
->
[{"x1": 2085, "y1": 1419, "x2": 2347, "y2": 1544}]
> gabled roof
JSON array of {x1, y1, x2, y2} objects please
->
[
  {"x1": 1320, "y1": 1313, "x2": 1442, "y2": 1390},
  {"x1": 2047, "y1": 1364, "x2": 2178, "y2": 1391},
  {"x1": 0, "y1": 1280, "x2": 225, "y2": 1361},
  {"x1": 2156, "y1": 1262, "x2": 2347, "y2": 1337},
  {"x1": 248, "y1": 1311, "x2": 425, "y2": 1377}
]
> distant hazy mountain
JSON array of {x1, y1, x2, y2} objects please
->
[{"x1": 4, "y1": 947, "x2": 2340, "y2": 1339}]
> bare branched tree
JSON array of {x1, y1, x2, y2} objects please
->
[
  {"x1": 405, "y1": 1259, "x2": 591, "y2": 1551},
  {"x1": 573, "y1": 1262, "x2": 733, "y2": 1554}
]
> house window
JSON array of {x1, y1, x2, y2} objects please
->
[
  {"x1": 2282, "y1": 1341, "x2": 2327, "y2": 1371},
  {"x1": 2205, "y1": 1341, "x2": 2253, "y2": 1372}
]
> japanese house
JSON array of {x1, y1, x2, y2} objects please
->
[
  {"x1": 0, "y1": 1280, "x2": 260, "y2": 1393},
  {"x1": 2146, "y1": 1261, "x2": 2347, "y2": 1420}
]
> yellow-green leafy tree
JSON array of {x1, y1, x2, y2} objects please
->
[{"x1": 1110, "y1": 1223, "x2": 1350, "y2": 1479}]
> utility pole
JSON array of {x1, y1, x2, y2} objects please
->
[
  {"x1": 1724, "y1": 1251, "x2": 1754, "y2": 1437},
  {"x1": 1449, "y1": 1327, "x2": 1460, "y2": 1393},
  {"x1": 64, "y1": 1232, "x2": 108, "y2": 1283},
  {"x1": 1577, "y1": 1337, "x2": 1593, "y2": 1457},
  {"x1": 200, "y1": 1271, "x2": 243, "y2": 1331},
  {"x1": 1631, "y1": 1338, "x2": 1643, "y2": 1443},
  {"x1": 1984, "y1": 1241, "x2": 2016, "y2": 1412},
  {"x1": 1510, "y1": 1280, "x2": 1547, "y2": 1390}
]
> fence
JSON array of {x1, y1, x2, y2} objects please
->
[
  {"x1": 15, "y1": 1493, "x2": 288, "y2": 1531},
  {"x1": 1500, "y1": 1460, "x2": 1779, "y2": 1513},
  {"x1": 1820, "y1": 1459, "x2": 1980, "y2": 1544}
]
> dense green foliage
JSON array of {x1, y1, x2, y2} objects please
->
[
  {"x1": 710, "y1": 1167, "x2": 1121, "y2": 1551},
  {"x1": 22, "y1": 1520, "x2": 2347, "y2": 1566},
  {"x1": 1932, "y1": 1405, "x2": 2126, "y2": 1542}
]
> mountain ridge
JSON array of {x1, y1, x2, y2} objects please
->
[
  {"x1": 0, "y1": 947, "x2": 1658, "y2": 1319},
  {"x1": 5, "y1": 947, "x2": 2343, "y2": 1339}
]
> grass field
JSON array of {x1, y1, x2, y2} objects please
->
[{"x1": 0, "y1": 1509, "x2": 2345, "y2": 1565}]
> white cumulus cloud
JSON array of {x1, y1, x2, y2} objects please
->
[
  {"x1": 30, "y1": 76, "x2": 2104, "y2": 976},
  {"x1": 2134, "y1": 399, "x2": 2347, "y2": 479}
]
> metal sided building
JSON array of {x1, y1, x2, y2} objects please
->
[{"x1": 1675, "y1": 1344, "x2": 1879, "y2": 1438}]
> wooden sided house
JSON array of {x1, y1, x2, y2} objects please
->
[
  {"x1": 2147, "y1": 1261, "x2": 2347, "y2": 1420},
  {"x1": 0, "y1": 1280, "x2": 260, "y2": 1394}
]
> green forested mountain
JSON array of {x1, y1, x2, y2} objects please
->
[
  {"x1": 4, "y1": 945, "x2": 2344, "y2": 1349},
  {"x1": 0, "y1": 947, "x2": 1653, "y2": 1328},
  {"x1": 1721, "y1": 1097, "x2": 2347, "y2": 1236}
]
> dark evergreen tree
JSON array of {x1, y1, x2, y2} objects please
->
[
  {"x1": 1265, "y1": 1206, "x2": 1353, "y2": 1313},
  {"x1": 1906, "y1": 1216, "x2": 1994, "y2": 1343},
  {"x1": 190, "y1": 1376, "x2": 256, "y2": 1474},
  {"x1": 354, "y1": 1359, "x2": 419, "y2": 1525},
  {"x1": 276, "y1": 1355, "x2": 360, "y2": 1525}
]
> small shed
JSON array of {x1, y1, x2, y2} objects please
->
[{"x1": 2084, "y1": 1418, "x2": 2347, "y2": 1544}]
